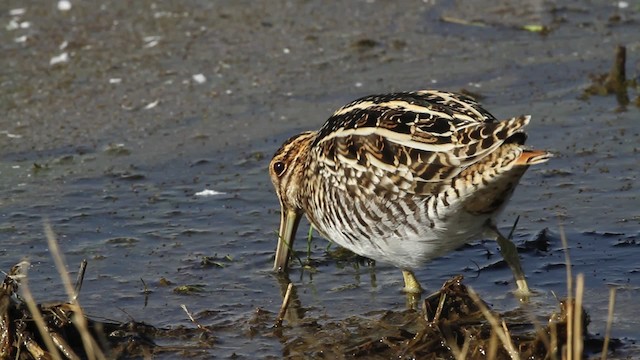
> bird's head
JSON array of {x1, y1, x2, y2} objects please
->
[{"x1": 269, "y1": 131, "x2": 316, "y2": 272}]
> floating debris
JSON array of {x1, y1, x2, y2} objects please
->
[
  {"x1": 0, "y1": 130, "x2": 22, "y2": 138},
  {"x1": 173, "y1": 284, "x2": 206, "y2": 295},
  {"x1": 192, "y1": 73, "x2": 207, "y2": 84},
  {"x1": 195, "y1": 189, "x2": 226, "y2": 197},
  {"x1": 103, "y1": 142, "x2": 131, "y2": 156},
  {"x1": 617, "y1": 1, "x2": 629, "y2": 9},
  {"x1": 9, "y1": 8, "x2": 26, "y2": 16},
  {"x1": 200, "y1": 254, "x2": 234, "y2": 268},
  {"x1": 5, "y1": 16, "x2": 30, "y2": 31},
  {"x1": 143, "y1": 99, "x2": 160, "y2": 109},
  {"x1": 57, "y1": 0, "x2": 72, "y2": 11},
  {"x1": 143, "y1": 35, "x2": 161, "y2": 48},
  {"x1": 49, "y1": 52, "x2": 69, "y2": 66},
  {"x1": 440, "y1": 16, "x2": 550, "y2": 35},
  {"x1": 521, "y1": 24, "x2": 549, "y2": 34}
]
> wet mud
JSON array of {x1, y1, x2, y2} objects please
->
[{"x1": 1, "y1": 262, "x2": 620, "y2": 359}]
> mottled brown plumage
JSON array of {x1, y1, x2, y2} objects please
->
[{"x1": 270, "y1": 90, "x2": 550, "y2": 294}]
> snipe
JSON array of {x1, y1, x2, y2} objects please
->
[{"x1": 269, "y1": 90, "x2": 550, "y2": 295}]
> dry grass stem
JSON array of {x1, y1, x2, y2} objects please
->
[
  {"x1": 491, "y1": 225, "x2": 531, "y2": 297},
  {"x1": 276, "y1": 282, "x2": 294, "y2": 327},
  {"x1": 523, "y1": 308, "x2": 553, "y2": 359},
  {"x1": 50, "y1": 331, "x2": 82, "y2": 360},
  {"x1": 500, "y1": 319, "x2": 520, "y2": 359},
  {"x1": 560, "y1": 227, "x2": 573, "y2": 359},
  {"x1": 24, "y1": 336, "x2": 48, "y2": 359},
  {"x1": 181, "y1": 304, "x2": 210, "y2": 332},
  {"x1": 447, "y1": 334, "x2": 471, "y2": 360},
  {"x1": 572, "y1": 274, "x2": 585, "y2": 360},
  {"x1": 467, "y1": 287, "x2": 520, "y2": 360},
  {"x1": 427, "y1": 291, "x2": 447, "y2": 323},
  {"x1": 601, "y1": 287, "x2": 617, "y2": 360},
  {"x1": 459, "y1": 336, "x2": 471, "y2": 360},
  {"x1": 73, "y1": 259, "x2": 88, "y2": 301},
  {"x1": 44, "y1": 222, "x2": 106, "y2": 360},
  {"x1": 19, "y1": 271, "x2": 64, "y2": 360},
  {"x1": 487, "y1": 331, "x2": 498, "y2": 360},
  {"x1": 549, "y1": 319, "x2": 558, "y2": 360}
]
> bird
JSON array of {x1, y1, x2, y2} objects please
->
[{"x1": 269, "y1": 90, "x2": 550, "y2": 295}]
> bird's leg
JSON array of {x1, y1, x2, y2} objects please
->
[
  {"x1": 402, "y1": 270, "x2": 423, "y2": 294},
  {"x1": 486, "y1": 223, "x2": 531, "y2": 298},
  {"x1": 402, "y1": 270, "x2": 423, "y2": 309}
]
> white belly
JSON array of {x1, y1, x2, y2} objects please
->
[{"x1": 313, "y1": 195, "x2": 494, "y2": 270}]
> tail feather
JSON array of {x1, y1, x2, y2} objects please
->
[{"x1": 515, "y1": 149, "x2": 552, "y2": 165}]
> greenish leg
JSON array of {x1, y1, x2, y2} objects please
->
[
  {"x1": 402, "y1": 270, "x2": 423, "y2": 294},
  {"x1": 489, "y1": 224, "x2": 531, "y2": 298}
]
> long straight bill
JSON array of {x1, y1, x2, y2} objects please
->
[{"x1": 273, "y1": 209, "x2": 301, "y2": 272}]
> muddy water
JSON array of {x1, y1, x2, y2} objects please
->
[{"x1": 1, "y1": 0, "x2": 639, "y2": 357}]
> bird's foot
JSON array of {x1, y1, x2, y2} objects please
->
[{"x1": 402, "y1": 270, "x2": 423, "y2": 294}]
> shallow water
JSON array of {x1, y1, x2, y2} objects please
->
[{"x1": 1, "y1": 0, "x2": 639, "y2": 357}]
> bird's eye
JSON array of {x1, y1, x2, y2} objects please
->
[{"x1": 273, "y1": 161, "x2": 286, "y2": 176}]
